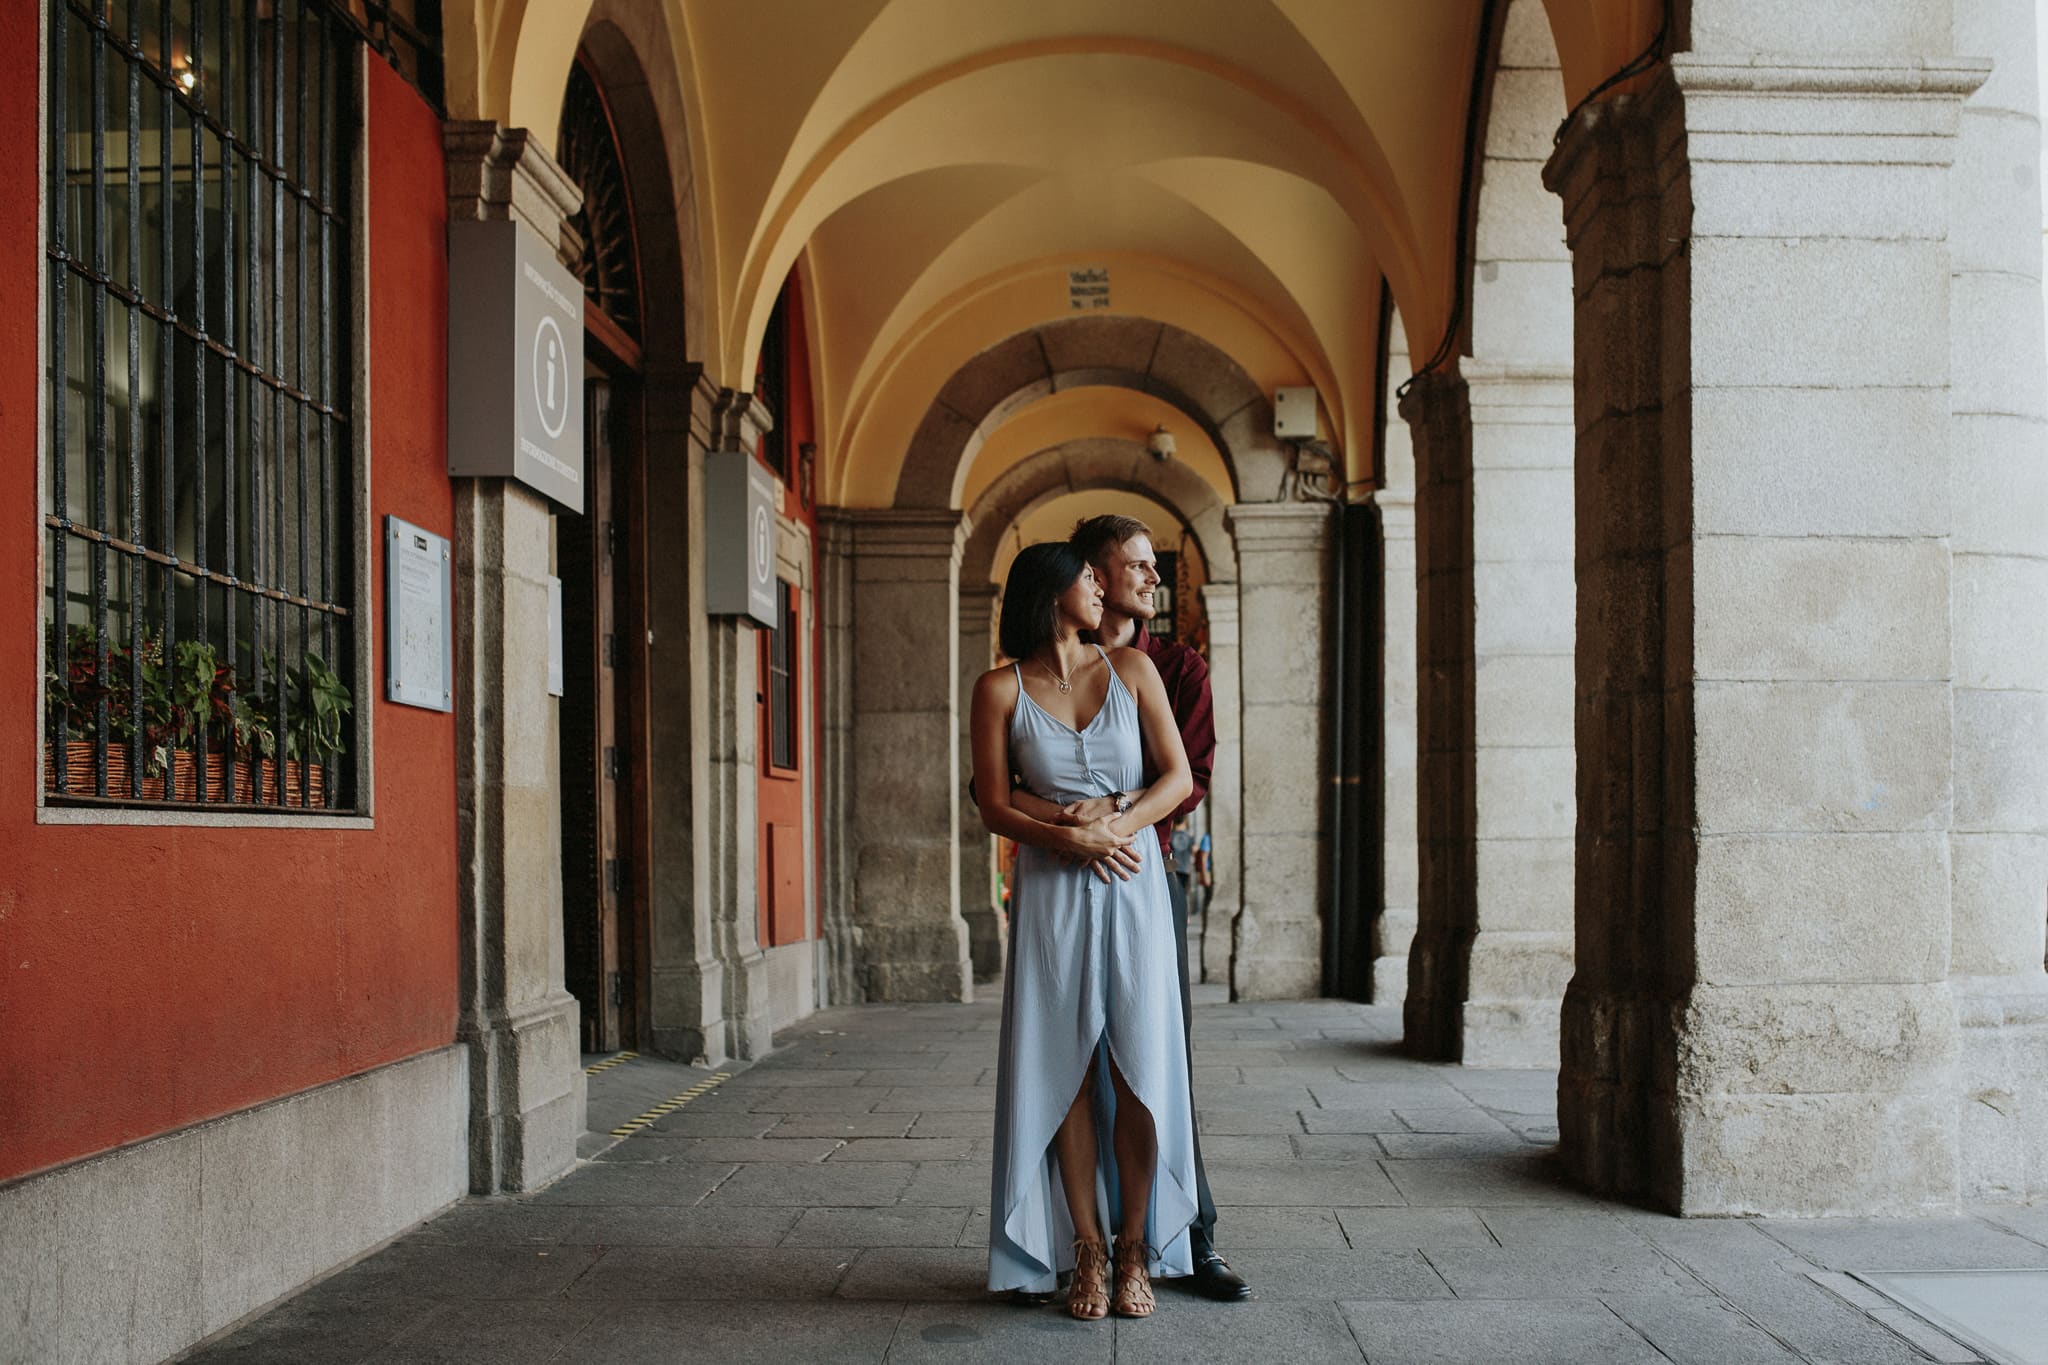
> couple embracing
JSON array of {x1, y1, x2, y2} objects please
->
[{"x1": 971, "y1": 515, "x2": 1249, "y2": 1321}]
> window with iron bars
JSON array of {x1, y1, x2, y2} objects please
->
[{"x1": 43, "y1": 0, "x2": 365, "y2": 812}]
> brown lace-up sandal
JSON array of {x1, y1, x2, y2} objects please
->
[
  {"x1": 1111, "y1": 1236, "x2": 1156, "y2": 1318},
  {"x1": 1068, "y1": 1238, "x2": 1111, "y2": 1321}
]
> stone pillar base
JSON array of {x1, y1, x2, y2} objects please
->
[
  {"x1": 462, "y1": 988, "x2": 584, "y2": 1193},
  {"x1": 1955, "y1": 975, "x2": 2048, "y2": 1201},
  {"x1": 963, "y1": 904, "x2": 1005, "y2": 983},
  {"x1": 861, "y1": 920, "x2": 972, "y2": 1002}
]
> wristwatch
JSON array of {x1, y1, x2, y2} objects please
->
[{"x1": 1109, "y1": 791, "x2": 1134, "y2": 815}]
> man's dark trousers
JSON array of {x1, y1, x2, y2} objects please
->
[{"x1": 1167, "y1": 864, "x2": 1220, "y2": 1248}]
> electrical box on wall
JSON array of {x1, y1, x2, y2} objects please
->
[
  {"x1": 704, "y1": 451, "x2": 778, "y2": 627},
  {"x1": 1273, "y1": 386, "x2": 1320, "y2": 440}
]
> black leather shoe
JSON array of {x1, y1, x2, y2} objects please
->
[
  {"x1": 1009, "y1": 1287, "x2": 1059, "y2": 1307},
  {"x1": 1190, "y1": 1247, "x2": 1251, "y2": 1301}
]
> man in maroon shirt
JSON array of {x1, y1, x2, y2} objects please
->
[{"x1": 1056, "y1": 513, "x2": 1248, "y2": 1302}]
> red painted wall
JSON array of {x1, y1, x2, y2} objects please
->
[{"x1": 0, "y1": 49, "x2": 459, "y2": 1183}]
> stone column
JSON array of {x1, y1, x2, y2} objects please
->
[
  {"x1": 848, "y1": 510, "x2": 973, "y2": 1002},
  {"x1": 444, "y1": 123, "x2": 584, "y2": 1192},
  {"x1": 1546, "y1": 48, "x2": 1984, "y2": 1215},
  {"x1": 1465, "y1": 365, "x2": 1575, "y2": 1066},
  {"x1": 1226, "y1": 503, "x2": 1334, "y2": 999},
  {"x1": 702, "y1": 391, "x2": 774, "y2": 1059},
  {"x1": 816, "y1": 511, "x2": 859, "y2": 1005},
  {"x1": 1402, "y1": 370, "x2": 1476, "y2": 1057},
  {"x1": 1375, "y1": 321, "x2": 1420, "y2": 1007},
  {"x1": 1950, "y1": 0, "x2": 2048, "y2": 1202},
  {"x1": 957, "y1": 583, "x2": 1004, "y2": 981},
  {"x1": 1199, "y1": 582, "x2": 1244, "y2": 986}
]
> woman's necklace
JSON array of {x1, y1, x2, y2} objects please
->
[{"x1": 1036, "y1": 653, "x2": 1074, "y2": 694}]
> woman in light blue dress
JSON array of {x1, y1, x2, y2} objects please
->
[{"x1": 970, "y1": 542, "x2": 1198, "y2": 1320}]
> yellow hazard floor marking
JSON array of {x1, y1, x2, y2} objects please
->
[
  {"x1": 609, "y1": 1073, "x2": 732, "y2": 1138},
  {"x1": 583, "y1": 1051, "x2": 640, "y2": 1075}
]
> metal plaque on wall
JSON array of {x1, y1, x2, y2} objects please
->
[
  {"x1": 386, "y1": 516, "x2": 454, "y2": 712},
  {"x1": 704, "y1": 451, "x2": 777, "y2": 627},
  {"x1": 446, "y1": 218, "x2": 586, "y2": 513}
]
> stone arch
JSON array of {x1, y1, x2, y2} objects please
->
[
  {"x1": 893, "y1": 316, "x2": 1294, "y2": 510},
  {"x1": 960, "y1": 439, "x2": 1235, "y2": 589}
]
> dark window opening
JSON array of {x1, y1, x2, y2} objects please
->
[
  {"x1": 44, "y1": 0, "x2": 362, "y2": 812},
  {"x1": 755, "y1": 286, "x2": 789, "y2": 480},
  {"x1": 767, "y1": 582, "x2": 797, "y2": 772}
]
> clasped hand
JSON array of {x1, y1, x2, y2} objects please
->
[{"x1": 1054, "y1": 795, "x2": 1143, "y2": 884}]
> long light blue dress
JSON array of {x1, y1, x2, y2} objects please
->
[{"x1": 987, "y1": 648, "x2": 1198, "y2": 1294}]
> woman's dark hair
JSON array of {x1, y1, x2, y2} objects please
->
[{"x1": 999, "y1": 541, "x2": 1088, "y2": 662}]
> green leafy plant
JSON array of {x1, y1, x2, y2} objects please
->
[{"x1": 43, "y1": 622, "x2": 344, "y2": 771}]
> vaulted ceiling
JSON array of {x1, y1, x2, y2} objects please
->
[{"x1": 443, "y1": 0, "x2": 1659, "y2": 505}]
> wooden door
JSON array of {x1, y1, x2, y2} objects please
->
[{"x1": 561, "y1": 378, "x2": 628, "y2": 1049}]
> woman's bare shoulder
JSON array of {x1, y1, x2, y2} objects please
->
[
  {"x1": 1105, "y1": 645, "x2": 1162, "y2": 683},
  {"x1": 975, "y1": 662, "x2": 1022, "y2": 697}
]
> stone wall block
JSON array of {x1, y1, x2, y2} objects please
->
[
  {"x1": 1475, "y1": 748, "x2": 1575, "y2": 840},
  {"x1": 1949, "y1": 832, "x2": 2048, "y2": 975},
  {"x1": 1472, "y1": 561, "x2": 1575, "y2": 654},
  {"x1": 1677, "y1": 983, "x2": 1959, "y2": 1098},
  {"x1": 1952, "y1": 554, "x2": 2048, "y2": 690},
  {"x1": 1955, "y1": 0, "x2": 2042, "y2": 113},
  {"x1": 1688, "y1": 159, "x2": 1947, "y2": 239},
  {"x1": 1485, "y1": 67, "x2": 1571, "y2": 159},
  {"x1": 1472, "y1": 262, "x2": 1576, "y2": 359},
  {"x1": 1472, "y1": 175, "x2": 1572, "y2": 264},
  {"x1": 1471, "y1": 470, "x2": 1575, "y2": 559},
  {"x1": 1950, "y1": 270, "x2": 2048, "y2": 418},
  {"x1": 1694, "y1": 681, "x2": 1951, "y2": 834},
  {"x1": 1235, "y1": 589, "x2": 1330, "y2": 707},
  {"x1": 1690, "y1": 237, "x2": 1950, "y2": 390},
  {"x1": 1675, "y1": 1089, "x2": 1958, "y2": 1217},
  {"x1": 1474, "y1": 654, "x2": 1574, "y2": 747},
  {"x1": 1692, "y1": 387, "x2": 1951, "y2": 537},
  {"x1": 1951, "y1": 413, "x2": 2048, "y2": 555},
  {"x1": 1464, "y1": 931, "x2": 1575, "y2": 998},
  {"x1": 1238, "y1": 702, "x2": 1325, "y2": 828},
  {"x1": 1951, "y1": 114, "x2": 2043, "y2": 272},
  {"x1": 1462, "y1": 1001, "x2": 1563, "y2": 1068},
  {"x1": 1472, "y1": 838, "x2": 1575, "y2": 929},
  {"x1": 1498, "y1": 0, "x2": 1560, "y2": 67},
  {"x1": 1693, "y1": 536, "x2": 1951, "y2": 682},
  {"x1": 1952, "y1": 688, "x2": 2048, "y2": 831},
  {"x1": 1693, "y1": 832, "x2": 1952, "y2": 985}
]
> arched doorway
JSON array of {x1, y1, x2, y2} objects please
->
[{"x1": 555, "y1": 53, "x2": 652, "y2": 1052}]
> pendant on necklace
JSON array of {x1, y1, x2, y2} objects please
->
[{"x1": 1054, "y1": 677, "x2": 1072, "y2": 694}]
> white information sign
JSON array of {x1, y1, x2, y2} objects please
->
[{"x1": 385, "y1": 516, "x2": 453, "y2": 712}]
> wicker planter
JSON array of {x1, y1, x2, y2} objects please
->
[{"x1": 44, "y1": 741, "x2": 326, "y2": 806}]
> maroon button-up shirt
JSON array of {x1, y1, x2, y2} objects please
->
[{"x1": 1129, "y1": 628, "x2": 1215, "y2": 856}]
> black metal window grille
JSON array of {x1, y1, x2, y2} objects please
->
[
  {"x1": 329, "y1": 0, "x2": 440, "y2": 111},
  {"x1": 44, "y1": 0, "x2": 360, "y2": 812},
  {"x1": 767, "y1": 582, "x2": 797, "y2": 772},
  {"x1": 558, "y1": 57, "x2": 639, "y2": 344}
]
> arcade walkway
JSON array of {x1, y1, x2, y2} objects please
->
[{"x1": 182, "y1": 996, "x2": 2048, "y2": 1364}]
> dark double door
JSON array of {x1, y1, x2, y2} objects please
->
[{"x1": 560, "y1": 373, "x2": 646, "y2": 1052}]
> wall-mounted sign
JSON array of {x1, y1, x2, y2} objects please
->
[
  {"x1": 704, "y1": 451, "x2": 777, "y2": 627},
  {"x1": 1068, "y1": 265, "x2": 1110, "y2": 311},
  {"x1": 447, "y1": 218, "x2": 586, "y2": 513},
  {"x1": 385, "y1": 516, "x2": 453, "y2": 712}
]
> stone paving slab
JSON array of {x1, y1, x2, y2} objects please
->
[{"x1": 181, "y1": 998, "x2": 2039, "y2": 1364}]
